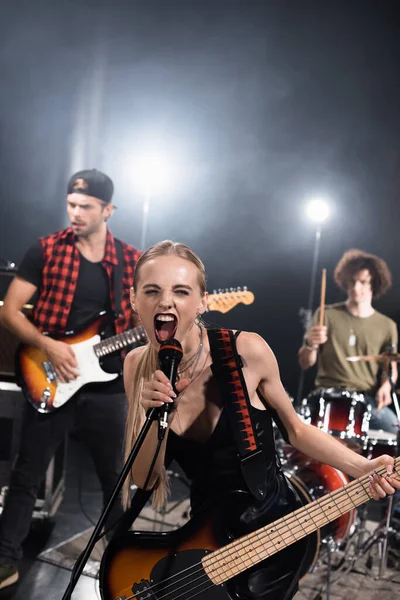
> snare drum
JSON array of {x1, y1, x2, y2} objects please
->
[
  {"x1": 363, "y1": 429, "x2": 398, "y2": 460},
  {"x1": 301, "y1": 388, "x2": 371, "y2": 446}
]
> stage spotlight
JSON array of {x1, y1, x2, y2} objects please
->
[
  {"x1": 306, "y1": 198, "x2": 330, "y2": 223},
  {"x1": 135, "y1": 155, "x2": 176, "y2": 197}
]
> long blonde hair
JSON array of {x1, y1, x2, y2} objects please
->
[{"x1": 123, "y1": 240, "x2": 207, "y2": 510}]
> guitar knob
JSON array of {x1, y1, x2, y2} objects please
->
[
  {"x1": 40, "y1": 387, "x2": 51, "y2": 410},
  {"x1": 213, "y1": 289, "x2": 217, "y2": 295}
]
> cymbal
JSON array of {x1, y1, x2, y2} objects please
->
[{"x1": 346, "y1": 352, "x2": 400, "y2": 363}]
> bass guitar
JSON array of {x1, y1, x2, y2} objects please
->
[
  {"x1": 17, "y1": 288, "x2": 254, "y2": 413},
  {"x1": 99, "y1": 457, "x2": 400, "y2": 600}
]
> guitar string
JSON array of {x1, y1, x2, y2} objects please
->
[
  {"x1": 116, "y1": 462, "x2": 397, "y2": 600},
  {"x1": 156, "y1": 461, "x2": 391, "y2": 596},
  {"x1": 203, "y1": 476, "x2": 369, "y2": 572},
  {"x1": 120, "y1": 489, "x2": 374, "y2": 600},
  {"x1": 127, "y1": 480, "x2": 366, "y2": 598},
  {"x1": 94, "y1": 325, "x2": 147, "y2": 356},
  {"x1": 118, "y1": 488, "x2": 353, "y2": 600},
  {"x1": 125, "y1": 463, "x2": 396, "y2": 600}
]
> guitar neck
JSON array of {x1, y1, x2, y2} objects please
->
[
  {"x1": 203, "y1": 457, "x2": 400, "y2": 585},
  {"x1": 93, "y1": 326, "x2": 147, "y2": 357}
]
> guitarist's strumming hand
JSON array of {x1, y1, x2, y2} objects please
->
[
  {"x1": 141, "y1": 369, "x2": 190, "y2": 421},
  {"x1": 41, "y1": 337, "x2": 79, "y2": 383}
]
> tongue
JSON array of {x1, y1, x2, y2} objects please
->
[{"x1": 157, "y1": 321, "x2": 176, "y2": 341}]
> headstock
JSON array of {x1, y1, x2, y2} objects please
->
[{"x1": 207, "y1": 287, "x2": 254, "y2": 314}]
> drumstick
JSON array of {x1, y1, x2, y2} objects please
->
[{"x1": 319, "y1": 269, "x2": 326, "y2": 327}]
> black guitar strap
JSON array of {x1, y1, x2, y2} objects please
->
[
  {"x1": 113, "y1": 239, "x2": 123, "y2": 319},
  {"x1": 208, "y1": 328, "x2": 268, "y2": 502}
]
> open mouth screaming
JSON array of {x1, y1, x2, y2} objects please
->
[{"x1": 154, "y1": 313, "x2": 178, "y2": 343}]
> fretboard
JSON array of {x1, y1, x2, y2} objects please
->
[
  {"x1": 203, "y1": 457, "x2": 400, "y2": 584},
  {"x1": 93, "y1": 326, "x2": 147, "y2": 357}
]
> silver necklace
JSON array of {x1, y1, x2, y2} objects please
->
[{"x1": 178, "y1": 327, "x2": 204, "y2": 375}]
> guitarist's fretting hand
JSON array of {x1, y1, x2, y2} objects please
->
[
  {"x1": 362, "y1": 454, "x2": 400, "y2": 501},
  {"x1": 41, "y1": 337, "x2": 79, "y2": 383}
]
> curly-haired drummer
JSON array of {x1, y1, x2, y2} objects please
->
[{"x1": 299, "y1": 249, "x2": 399, "y2": 434}]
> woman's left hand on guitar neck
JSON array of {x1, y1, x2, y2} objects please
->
[{"x1": 359, "y1": 454, "x2": 400, "y2": 501}]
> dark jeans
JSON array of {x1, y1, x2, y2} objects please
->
[
  {"x1": 0, "y1": 390, "x2": 127, "y2": 564},
  {"x1": 366, "y1": 395, "x2": 399, "y2": 435}
]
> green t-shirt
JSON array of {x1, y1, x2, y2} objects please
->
[{"x1": 312, "y1": 302, "x2": 398, "y2": 394}]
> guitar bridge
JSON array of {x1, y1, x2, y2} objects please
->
[
  {"x1": 132, "y1": 579, "x2": 155, "y2": 599},
  {"x1": 42, "y1": 360, "x2": 57, "y2": 382}
]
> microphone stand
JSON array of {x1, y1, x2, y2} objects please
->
[{"x1": 60, "y1": 407, "x2": 160, "y2": 600}]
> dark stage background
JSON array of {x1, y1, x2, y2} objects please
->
[{"x1": 1, "y1": 0, "x2": 400, "y2": 398}]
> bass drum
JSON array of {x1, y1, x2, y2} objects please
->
[{"x1": 281, "y1": 445, "x2": 356, "y2": 578}]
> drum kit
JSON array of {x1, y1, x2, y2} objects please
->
[{"x1": 280, "y1": 351, "x2": 400, "y2": 585}]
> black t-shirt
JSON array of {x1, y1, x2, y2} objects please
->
[{"x1": 18, "y1": 240, "x2": 124, "y2": 393}]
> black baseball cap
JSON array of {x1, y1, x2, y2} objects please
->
[{"x1": 67, "y1": 169, "x2": 114, "y2": 204}]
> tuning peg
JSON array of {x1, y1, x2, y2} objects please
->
[
  {"x1": 213, "y1": 289, "x2": 217, "y2": 295},
  {"x1": 243, "y1": 286, "x2": 247, "y2": 291}
]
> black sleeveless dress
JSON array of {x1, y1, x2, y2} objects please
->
[{"x1": 166, "y1": 363, "x2": 311, "y2": 599}]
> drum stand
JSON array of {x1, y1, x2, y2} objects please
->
[
  {"x1": 342, "y1": 378, "x2": 400, "y2": 579},
  {"x1": 347, "y1": 495, "x2": 397, "y2": 578}
]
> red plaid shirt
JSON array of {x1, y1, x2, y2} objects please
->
[{"x1": 33, "y1": 227, "x2": 141, "y2": 334}]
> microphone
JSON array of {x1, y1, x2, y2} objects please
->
[{"x1": 157, "y1": 338, "x2": 183, "y2": 439}]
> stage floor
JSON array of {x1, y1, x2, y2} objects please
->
[{"x1": 0, "y1": 438, "x2": 399, "y2": 600}]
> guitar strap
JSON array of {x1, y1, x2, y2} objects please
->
[
  {"x1": 208, "y1": 328, "x2": 268, "y2": 502},
  {"x1": 113, "y1": 239, "x2": 124, "y2": 319}
]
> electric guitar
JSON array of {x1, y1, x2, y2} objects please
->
[
  {"x1": 17, "y1": 288, "x2": 254, "y2": 413},
  {"x1": 99, "y1": 458, "x2": 400, "y2": 600}
]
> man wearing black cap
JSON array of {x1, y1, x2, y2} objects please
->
[{"x1": 0, "y1": 169, "x2": 141, "y2": 589}]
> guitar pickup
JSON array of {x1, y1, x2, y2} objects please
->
[{"x1": 42, "y1": 360, "x2": 57, "y2": 382}]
